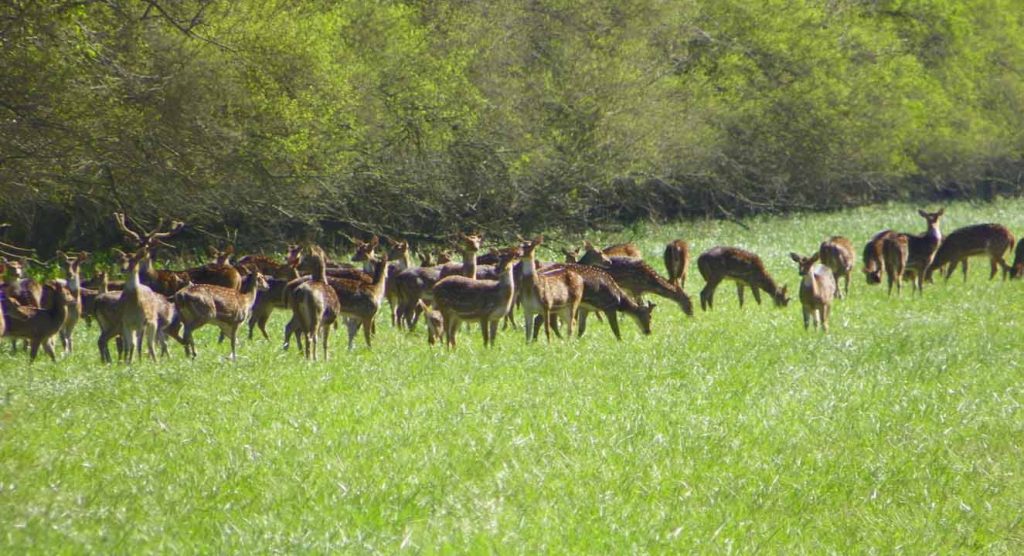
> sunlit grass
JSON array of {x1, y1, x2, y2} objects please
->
[{"x1": 2, "y1": 199, "x2": 1024, "y2": 552}]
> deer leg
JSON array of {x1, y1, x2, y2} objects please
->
[
  {"x1": 489, "y1": 320, "x2": 499, "y2": 347},
  {"x1": 145, "y1": 324, "x2": 157, "y2": 361},
  {"x1": 345, "y1": 319, "x2": 359, "y2": 350},
  {"x1": 363, "y1": 318, "x2": 373, "y2": 348},
  {"x1": 542, "y1": 309, "x2": 553, "y2": 343},
  {"x1": 321, "y1": 324, "x2": 331, "y2": 361},
  {"x1": 735, "y1": 284, "x2": 745, "y2": 308},
  {"x1": 989, "y1": 257, "x2": 999, "y2": 280},
  {"x1": 479, "y1": 318, "x2": 490, "y2": 346},
  {"x1": 606, "y1": 310, "x2": 622, "y2": 341},
  {"x1": 803, "y1": 306, "x2": 810, "y2": 330},
  {"x1": 229, "y1": 325, "x2": 238, "y2": 361},
  {"x1": 822, "y1": 305, "x2": 830, "y2": 333},
  {"x1": 751, "y1": 287, "x2": 762, "y2": 306},
  {"x1": 28, "y1": 339, "x2": 40, "y2": 362},
  {"x1": 577, "y1": 310, "x2": 589, "y2": 338},
  {"x1": 523, "y1": 309, "x2": 535, "y2": 343},
  {"x1": 700, "y1": 279, "x2": 718, "y2": 311}
]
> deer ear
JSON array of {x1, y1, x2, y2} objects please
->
[
  {"x1": 809, "y1": 253, "x2": 819, "y2": 264},
  {"x1": 206, "y1": 245, "x2": 218, "y2": 257},
  {"x1": 369, "y1": 235, "x2": 380, "y2": 248},
  {"x1": 789, "y1": 252, "x2": 801, "y2": 262},
  {"x1": 937, "y1": 208, "x2": 945, "y2": 216},
  {"x1": 918, "y1": 209, "x2": 928, "y2": 218}
]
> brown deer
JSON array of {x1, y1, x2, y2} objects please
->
[
  {"x1": 392, "y1": 233, "x2": 483, "y2": 330},
  {"x1": 1010, "y1": 239, "x2": 1024, "y2": 279},
  {"x1": 697, "y1": 247, "x2": 789, "y2": 311},
  {"x1": 1, "y1": 282, "x2": 71, "y2": 362},
  {"x1": 95, "y1": 288, "x2": 181, "y2": 362},
  {"x1": 419, "y1": 300, "x2": 444, "y2": 346},
  {"x1": 539, "y1": 262, "x2": 655, "y2": 341},
  {"x1": 175, "y1": 268, "x2": 268, "y2": 359},
  {"x1": 431, "y1": 248, "x2": 521, "y2": 349},
  {"x1": 520, "y1": 237, "x2": 584, "y2": 343},
  {"x1": 578, "y1": 241, "x2": 693, "y2": 316},
  {"x1": 790, "y1": 253, "x2": 837, "y2": 332},
  {"x1": 2, "y1": 258, "x2": 42, "y2": 307},
  {"x1": 288, "y1": 247, "x2": 340, "y2": 360},
  {"x1": 818, "y1": 236, "x2": 854, "y2": 298},
  {"x1": 329, "y1": 254, "x2": 389, "y2": 349},
  {"x1": 882, "y1": 235, "x2": 909, "y2": 296},
  {"x1": 663, "y1": 239, "x2": 690, "y2": 290},
  {"x1": 564, "y1": 241, "x2": 641, "y2": 262},
  {"x1": 926, "y1": 223, "x2": 1014, "y2": 282},
  {"x1": 896, "y1": 209, "x2": 944, "y2": 294},
  {"x1": 862, "y1": 230, "x2": 898, "y2": 285},
  {"x1": 237, "y1": 244, "x2": 303, "y2": 280},
  {"x1": 114, "y1": 248, "x2": 163, "y2": 363},
  {"x1": 56, "y1": 251, "x2": 89, "y2": 354},
  {"x1": 384, "y1": 238, "x2": 413, "y2": 327}
]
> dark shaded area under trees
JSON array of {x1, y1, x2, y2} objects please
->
[{"x1": 2, "y1": 0, "x2": 1022, "y2": 255}]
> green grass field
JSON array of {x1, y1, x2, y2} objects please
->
[{"x1": 3, "y1": 200, "x2": 1024, "y2": 553}]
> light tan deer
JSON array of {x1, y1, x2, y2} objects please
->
[
  {"x1": 882, "y1": 235, "x2": 909, "y2": 296},
  {"x1": 697, "y1": 247, "x2": 789, "y2": 311},
  {"x1": 431, "y1": 248, "x2": 521, "y2": 349},
  {"x1": 578, "y1": 241, "x2": 693, "y2": 316},
  {"x1": 563, "y1": 241, "x2": 641, "y2": 262},
  {"x1": 790, "y1": 253, "x2": 837, "y2": 332},
  {"x1": 114, "y1": 247, "x2": 163, "y2": 363},
  {"x1": 663, "y1": 239, "x2": 690, "y2": 290},
  {"x1": 2, "y1": 282, "x2": 71, "y2": 362},
  {"x1": 328, "y1": 254, "x2": 389, "y2": 349},
  {"x1": 862, "y1": 230, "x2": 897, "y2": 285},
  {"x1": 175, "y1": 268, "x2": 268, "y2": 360},
  {"x1": 520, "y1": 237, "x2": 584, "y2": 343},
  {"x1": 818, "y1": 236, "x2": 854, "y2": 298},
  {"x1": 56, "y1": 251, "x2": 88, "y2": 354},
  {"x1": 926, "y1": 223, "x2": 1014, "y2": 282},
  {"x1": 289, "y1": 247, "x2": 340, "y2": 360},
  {"x1": 896, "y1": 209, "x2": 944, "y2": 294}
]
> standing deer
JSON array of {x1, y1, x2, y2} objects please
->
[
  {"x1": 862, "y1": 230, "x2": 898, "y2": 285},
  {"x1": 1, "y1": 282, "x2": 71, "y2": 362},
  {"x1": 115, "y1": 248, "x2": 163, "y2": 363},
  {"x1": 663, "y1": 239, "x2": 690, "y2": 290},
  {"x1": 896, "y1": 209, "x2": 945, "y2": 294},
  {"x1": 384, "y1": 238, "x2": 413, "y2": 327},
  {"x1": 563, "y1": 241, "x2": 642, "y2": 262},
  {"x1": 882, "y1": 235, "x2": 909, "y2": 296},
  {"x1": 540, "y1": 262, "x2": 655, "y2": 341},
  {"x1": 1010, "y1": 239, "x2": 1024, "y2": 279},
  {"x1": 392, "y1": 233, "x2": 483, "y2": 330},
  {"x1": 926, "y1": 223, "x2": 1014, "y2": 282},
  {"x1": 697, "y1": 247, "x2": 789, "y2": 311},
  {"x1": 56, "y1": 251, "x2": 89, "y2": 354},
  {"x1": 431, "y1": 248, "x2": 521, "y2": 349},
  {"x1": 818, "y1": 236, "x2": 854, "y2": 298},
  {"x1": 520, "y1": 237, "x2": 584, "y2": 343},
  {"x1": 790, "y1": 253, "x2": 837, "y2": 332},
  {"x1": 289, "y1": 247, "x2": 340, "y2": 360},
  {"x1": 328, "y1": 253, "x2": 389, "y2": 349},
  {"x1": 578, "y1": 241, "x2": 693, "y2": 316},
  {"x1": 175, "y1": 268, "x2": 268, "y2": 360}
]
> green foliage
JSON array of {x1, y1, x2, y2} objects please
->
[{"x1": 1, "y1": 1, "x2": 1023, "y2": 253}]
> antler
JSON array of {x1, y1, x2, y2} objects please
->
[{"x1": 113, "y1": 212, "x2": 142, "y2": 244}]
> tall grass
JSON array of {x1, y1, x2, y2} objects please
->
[{"x1": 2, "y1": 200, "x2": 1023, "y2": 552}]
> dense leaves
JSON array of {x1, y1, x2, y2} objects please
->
[{"x1": 2, "y1": 0, "x2": 1022, "y2": 253}]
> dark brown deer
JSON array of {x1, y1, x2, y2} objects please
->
[
  {"x1": 882, "y1": 235, "x2": 909, "y2": 296},
  {"x1": 519, "y1": 237, "x2": 584, "y2": 342},
  {"x1": 175, "y1": 268, "x2": 268, "y2": 359},
  {"x1": 1010, "y1": 239, "x2": 1024, "y2": 279},
  {"x1": 790, "y1": 253, "x2": 837, "y2": 332},
  {"x1": 926, "y1": 223, "x2": 1014, "y2": 282},
  {"x1": 663, "y1": 239, "x2": 690, "y2": 290},
  {"x1": 818, "y1": 236, "x2": 854, "y2": 298},
  {"x1": 431, "y1": 248, "x2": 520, "y2": 349},
  {"x1": 578, "y1": 241, "x2": 693, "y2": 316},
  {"x1": 896, "y1": 209, "x2": 944, "y2": 294},
  {"x1": 697, "y1": 247, "x2": 789, "y2": 311},
  {"x1": 862, "y1": 230, "x2": 898, "y2": 285},
  {"x1": 2, "y1": 282, "x2": 71, "y2": 362}
]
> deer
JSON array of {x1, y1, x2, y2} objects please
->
[
  {"x1": 578, "y1": 241, "x2": 693, "y2": 316},
  {"x1": 111, "y1": 247, "x2": 164, "y2": 363},
  {"x1": 534, "y1": 262, "x2": 655, "y2": 341},
  {"x1": 392, "y1": 233, "x2": 483, "y2": 330},
  {"x1": 56, "y1": 251, "x2": 89, "y2": 354},
  {"x1": 563, "y1": 241, "x2": 642, "y2": 263},
  {"x1": 1, "y1": 282, "x2": 71, "y2": 362},
  {"x1": 1010, "y1": 239, "x2": 1024, "y2": 279},
  {"x1": 384, "y1": 238, "x2": 413, "y2": 327},
  {"x1": 818, "y1": 236, "x2": 854, "y2": 298},
  {"x1": 790, "y1": 253, "x2": 837, "y2": 332},
  {"x1": 2, "y1": 258, "x2": 42, "y2": 307},
  {"x1": 419, "y1": 300, "x2": 444, "y2": 346},
  {"x1": 882, "y1": 234, "x2": 909, "y2": 296},
  {"x1": 237, "y1": 244, "x2": 303, "y2": 280},
  {"x1": 175, "y1": 267, "x2": 269, "y2": 360},
  {"x1": 431, "y1": 247, "x2": 521, "y2": 349},
  {"x1": 663, "y1": 239, "x2": 690, "y2": 290},
  {"x1": 519, "y1": 237, "x2": 584, "y2": 343},
  {"x1": 863, "y1": 230, "x2": 900, "y2": 286},
  {"x1": 328, "y1": 253, "x2": 390, "y2": 349},
  {"x1": 925, "y1": 223, "x2": 1014, "y2": 282},
  {"x1": 895, "y1": 209, "x2": 944, "y2": 294},
  {"x1": 697, "y1": 247, "x2": 789, "y2": 311},
  {"x1": 288, "y1": 246, "x2": 340, "y2": 360}
]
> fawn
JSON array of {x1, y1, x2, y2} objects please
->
[{"x1": 790, "y1": 253, "x2": 837, "y2": 332}]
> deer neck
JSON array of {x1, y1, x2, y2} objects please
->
[
  {"x1": 138, "y1": 255, "x2": 159, "y2": 284},
  {"x1": 498, "y1": 263, "x2": 516, "y2": 296},
  {"x1": 925, "y1": 222, "x2": 942, "y2": 244},
  {"x1": 461, "y1": 249, "x2": 478, "y2": 278},
  {"x1": 124, "y1": 262, "x2": 143, "y2": 294}
]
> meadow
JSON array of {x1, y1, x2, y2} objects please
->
[{"x1": 2, "y1": 200, "x2": 1023, "y2": 553}]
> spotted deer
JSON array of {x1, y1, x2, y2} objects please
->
[
  {"x1": 328, "y1": 254, "x2": 389, "y2": 349},
  {"x1": 578, "y1": 241, "x2": 693, "y2": 316},
  {"x1": 926, "y1": 223, "x2": 1014, "y2": 282},
  {"x1": 663, "y1": 239, "x2": 690, "y2": 290},
  {"x1": 175, "y1": 268, "x2": 268, "y2": 359},
  {"x1": 520, "y1": 237, "x2": 584, "y2": 343},
  {"x1": 882, "y1": 235, "x2": 909, "y2": 296},
  {"x1": 1, "y1": 282, "x2": 71, "y2": 362},
  {"x1": 431, "y1": 248, "x2": 520, "y2": 349},
  {"x1": 818, "y1": 236, "x2": 854, "y2": 298},
  {"x1": 56, "y1": 251, "x2": 89, "y2": 354},
  {"x1": 289, "y1": 247, "x2": 340, "y2": 360},
  {"x1": 539, "y1": 262, "x2": 655, "y2": 341},
  {"x1": 697, "y1": 247, "x2": 789, "y2": 311},
  {"x1": 393, "y1": 233, "x2": 483, "y2": 329},
  {"x1": 790, "y1": 253, "x2": 837, "y2": 332}
]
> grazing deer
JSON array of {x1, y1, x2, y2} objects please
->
[
  {"x1": 1010, "y1": 239, "x2": 1024, "y2": 279},
  {"x1": 175, "y1": 268, "x2": 268, "y2": 359},
  {"x1": 790, "y1": 253, "x2": 837, "y2": 332},
  {"x1": 329, "y1": 254, "x2": 389, "y2": 349},
  {"x1": 289, "y1": 247, "x2": 340, "y2": 360},
  {"x1": 578, "y1": 241, "x2": 693, "y2": 316},
  {"x1": 882, "y1": 235, "x2": 909, "y2": 296},
  {"x1": 541, "y1": 262, "x2": 655, "y2": 340},
  {"x1": 896, "y1": 209, "x2": 944, "y2": 294},
  {"x1": 663, "y1": 239, "x2": 690, "y2": 290},
  {"x1": 1, "y1": 282, "x2": 71, "y2": 362},
  {"x1": 520, "y1": 237, "x2": 584, "y2": 343},
  {"x1": 862, "y1": 230, "x2": 897, "y2": 285},
  {"x1": 818, "y1": 236, "x2": 854, "y2": 298},
  {"x1": 697, "y1": 247, "x2": 789, "y2": 311},
  {"x1": 926, "y1": 223, "x2": 1014, "y2": 282},
  {"x1": 431, "y1": 248, "x2": 521, "y2": 349},
  {"x1": 56, "y1": 251, "x2": 89, "y2": 354}
]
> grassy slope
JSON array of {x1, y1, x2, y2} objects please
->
[{"x1": 2, "y1": 200, "x2": 1023, "y2": 553}]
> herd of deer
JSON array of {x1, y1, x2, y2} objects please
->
[{"x1": 0, "y1": 208, "x2": 1020, "y2": 362}]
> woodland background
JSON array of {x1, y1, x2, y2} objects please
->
[{"x1": 2, "y1": 0, "x2": 1022, "y2": 254}]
